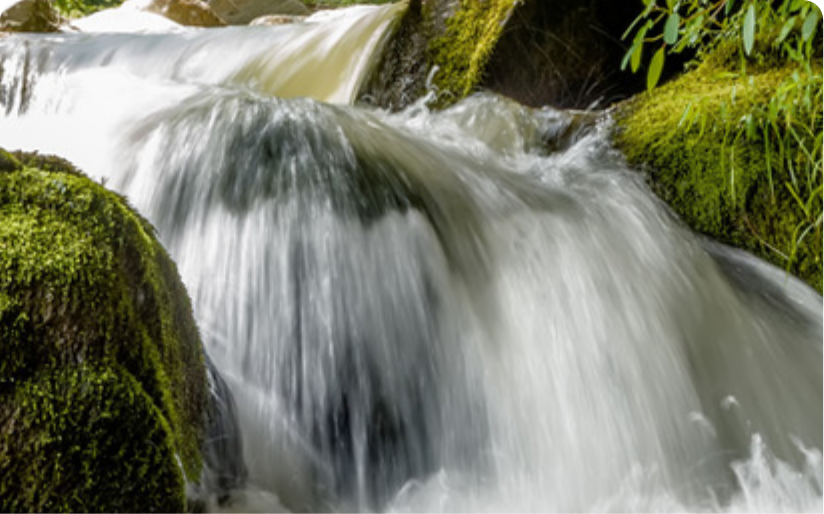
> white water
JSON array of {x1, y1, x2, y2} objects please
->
[{"x1": 0, "y1": 5, "x2": 821, "y2": 512}]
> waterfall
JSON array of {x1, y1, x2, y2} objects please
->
[{"x1": 0, "y1": 5, "x2": 821, "y2": 512}]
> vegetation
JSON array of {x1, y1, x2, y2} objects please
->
[
  {"x1": 623, "y1": 0, "x2": 821, "y2": 90},
  {"x1": 0, "y1": 150, "x2": 207, "y2": 510},
  {"x1": 52, "y1": 0, "x2": 123, "y2": 18},
  {"x1": 616, "y1": 0, "x2": 822, "y2": 291},
  {"x1": 427, "y1": 0, "x2": 521, "y2": 107}
]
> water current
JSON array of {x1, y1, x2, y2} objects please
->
[{"x1": 0, "y1": 4, "x2": 821, "y2": 511}]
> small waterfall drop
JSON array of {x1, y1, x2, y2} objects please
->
[{"x1": 0, "y1": 5, "x2": 821, "y2": 512}]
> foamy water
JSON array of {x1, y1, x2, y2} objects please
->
[{"x1": 0, "y1": 5, "x2": 820, "y2": 511}]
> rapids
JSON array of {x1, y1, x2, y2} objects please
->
[{"x1": 0, "y1": 3, "x2": 821, "y2": 512}]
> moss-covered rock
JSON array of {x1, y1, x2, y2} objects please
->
[
  {"x1": 0, "y1": 0, "x2": 64, "y2": 32},
  {"x1": 613, "y1": 44, "x2": 823, "y2": 292},
  {"x1": 0, "y1": 150, "x2": 208, "y2": 511},
  {"x1": 358, "y1": 0, "x2": 448, "y2": 110},
  {"x1": 53, "y1": 0, "x2": 123, "y2": 19},
  {"x1": 361, "y1": 0, "x2": 648, "y2": 110},
  {"x1": 361, "y1": 0, "x2": 513, "y2": 109},
  {"x1": 426, "y1": 0, "x2": 519, "y2": 106}
]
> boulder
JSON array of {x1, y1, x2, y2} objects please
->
[
  {"x1": 209, "y1": 0, "x2": 309, "y2": 25},
  {"x1": 0, "y1": 0, "x2": 62, "y2": 32},
  {"x1": 141, "y1": 0, "x2": 226, "y2": 27},
  {"x1": 0, "y1": 150, "x2": 208, "y2": 511},
  {"x1": 360, "y1": 0, "x2": 647, "y2": 110},
  {"x1": 613, "y1": 43, "x2": 823, "y2": 293},
  {"x1": 480, "y1": 0, "x2": 644, "y2": 109}
]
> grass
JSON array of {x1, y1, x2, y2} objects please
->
[{"x1": 615, "y1": 38, "x2": 822, "y2": 292}]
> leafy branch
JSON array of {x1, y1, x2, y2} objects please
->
[{"x1": 622, "y1": 0, "x2": 821, "y2": 90}]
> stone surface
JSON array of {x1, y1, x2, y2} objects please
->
[
  {"x1": 0, "y1": 0, "x2": 62, "y2": 32},
  {"x1": 0, "y1": 150, "x2": 208, "y2": 511},
  {"x1": 481, "y1": 0, "x2": 644, "y2": 109},
  {"x1": 209, "y1": 0, "x2": 309, "y2": 25},
  {"x1": 360, "y1": 0, "x2": 653, "y2": 111},
  {"x1": 143, "y1": 0, "x2": 226, "y2": 27},
  {"x1": 249, "y1": 12, "x2": 303, "y2": 25}
]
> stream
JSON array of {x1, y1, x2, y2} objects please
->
[{"x1": 0, "y1": 3, "x2": 821, "y2": 512}]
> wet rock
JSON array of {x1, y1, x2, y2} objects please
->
[
  {"x1": 249, "y1": 13, "x2": 303, "y2": 25},
  {"x1": 0, "y1": 0, "x2": 63, "y2": 32},
  {"x1": 209, "y1": 0, "x2": 309, "y2": 25},
  {"x1": 358, "y1": 0, "x2": 453, "y2": 111},
  {"x1": 142, "y1": 0, "x2": 226, "y2": 27}
]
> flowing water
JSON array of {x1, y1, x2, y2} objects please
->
[{"x1": 0, "y1": 3, "x2": 821, "y2": 512}]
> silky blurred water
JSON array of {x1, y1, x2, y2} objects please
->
[{"x1": 0, "y1": 5, "x2": 821, "y2": 512}]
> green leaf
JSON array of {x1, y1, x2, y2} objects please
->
[
  {"x1": 664, "y1": 12, "x2": 680, "y2": 44},
  {"x1": 802, "y1": 8, "x2": 820, "y2": 41},
  {"x1": 743, "y1": 3, "x2": 756, "y2": 56},
  {"x1": 631, "y1": 40, "x2": 644, "y2": 72},
  {"x1": 621, "y1": 47, "x2": 632, "y2": 70},
  {"x1": 778, "y1": 16, "x2": 797, "y2": 44},
  {"x1": 623, "y1": 36, "x2": 641, "y2": 71},
  {"x1": 678, "y1": 102, "x2": 694, "y2": 128},
  {"x1": 725, "y1": 0, "x2": 735, "y2": 16},
  {"x1": 647, "y1": 47, "x2": 665, "y2": 90},
  {"x1": 628, "y1": 24, "x2": 649, "y2": 72},
  {"x1": 622, "y1": 17, "x2": 643, "y2": 39}
]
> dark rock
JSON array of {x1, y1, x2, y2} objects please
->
[
  {"x1": 482, "y1": 0, "x2": 644, "y2": 109},
  {"x1": 360, "y1": 0, "x2": 656, "y2": 110}
]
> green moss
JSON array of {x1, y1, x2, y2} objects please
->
[
  {"x1": 428, "y1": 0, "x2": 521, "y2": 107},
  {"x1": 0, "y1": 151, "x2": 207, "y2": 510},
  {"x1": 0, "y1": 366, "x2": 184, "y2": 512},
  {"x1": 615, "y1": 47, "x2": 823, "y2": 292},
  {"x1": 53, "y1": 0, "x2": 124, "y2": 19},
  {"x1": 0, "y1": 149, "x2": 20, "y2": 171}
]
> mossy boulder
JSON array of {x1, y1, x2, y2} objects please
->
[
  {"x1": 0, "y1": 0, "x2": 64, "y2": 32},
  {"x1": 360, "y1": 0, "x2": 646, "y2": 110},
  {"x1": 52, "y1": 0, "x2": 124, "y2": 19},
  {"x1": 0, "y1": 150, "x2": 208, "y2": 511},
  {"x1": 613, "y1": 44, "x2": 823, "y2": 292}
]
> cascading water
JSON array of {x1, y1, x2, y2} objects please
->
[{"x1": 0, "y1": 3, "x2": 821, "y2": 512}]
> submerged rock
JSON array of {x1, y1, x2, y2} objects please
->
[
  {"x1": 209, "y1": 0, "x2": 309, "y2": 25},
  {"x1": 0, "y1": 150, "x2": 208, "y2": 511},
  {"x1": 0, "y1": 0, "x2": 63, "y2": 32},
  {"x1": 249, "y1": 13, "x2": 303, "y2": 25}
]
